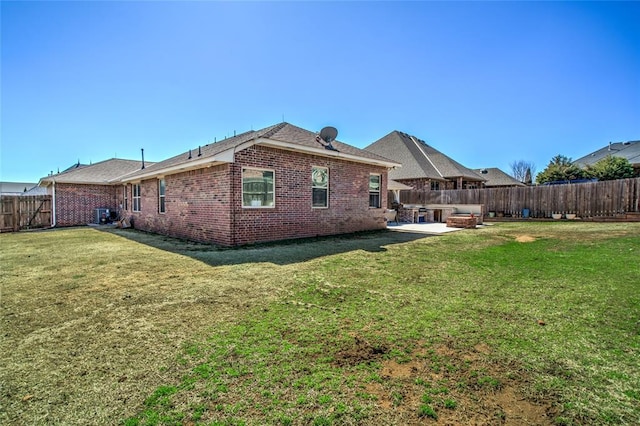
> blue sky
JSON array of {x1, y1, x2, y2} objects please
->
[{"x1": 2, "y1": 1, "x2": 639, "y2": 183}]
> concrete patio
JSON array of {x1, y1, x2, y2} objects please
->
[{"x1": 386, "y1": 221, "x2": 465, "y2": 234}]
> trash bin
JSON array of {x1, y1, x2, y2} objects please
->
[{"x1": 522, "y1": 208, "x2": 530, "y2": 218}]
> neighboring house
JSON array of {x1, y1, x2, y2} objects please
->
[
  {"x1": 364, "y1": 131, "x2": 485, "y2": 191},
  {"x1": 119, "y1": 122, "x2": 399, "y2": 246},
  {"x1": 38, "y1": 159, "x2": 149, "y2": 226},
  {"x1": 0, "y1": 182, "x2": 37, "y2": 195},
  {"x1": 573, "y1": 140, "x2": 640, "y2": 177},
  {"x1": 473, "y1": 168, "x2": 526, "y2": 188}
]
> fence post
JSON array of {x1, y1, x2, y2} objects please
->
[{"x1": 12, "y1": 196, "x2": 20, "y2": 232}]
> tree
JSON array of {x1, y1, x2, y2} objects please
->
[
  {"x1": 586, "y1": 155, "x2": 634, "y2": 181},
  {"x1": 523, "y1": 167, "x2": 533, "y2": 185},
  {"x1": 510, "y1": 160, "x2": 536, "y2": 184},
  {"x1": 536, "y1": 155, "x2": 586, "y2": 184}
]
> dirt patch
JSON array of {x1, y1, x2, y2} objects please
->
[
  {"x1": 515, "y1": 235, "x2": 536, "y2": 243},
  {"x1": 356, "y1": 340, "x2": 555, "y2": 425},
  {"x1": 334, "y1": 334, "x2": 389, "y2": 366}
]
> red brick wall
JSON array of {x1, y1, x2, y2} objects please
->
[
  {"x1": 125, "y1": 165, "x2": 234, "y2": 245},
  {"x1": 55, "y1": 183, "x2": 119, "y2": 226},
  {"x1": 230, "y1": 146, "x2": 388, "y2": 245},
  {"x1": 127, "y1": 146, "x2": 388, "y2": 246}
]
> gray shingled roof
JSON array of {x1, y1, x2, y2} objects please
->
[
  {"x1": 573, "y1": 141, "x2": 640, "y2": 167},
  {"x1": 388, "y1": 179, "x2": 413, "y2": 190},
  {"x1": 122, "y1": 122, "x2": 399, "y2": 182},
  {"x1": 24, "y1": 186, "x2": 49, "y2": 196},
  {"x1": 474, "y1": 168, "x2": 526, "y2": 187},
  {"x1": 0, "y1": 182, "x2": 38, "y2": 194},
  {"x1": 364, "y1": 131, "x2": 484, "y2": 181},
  {"x1": 39, "y1": 159, "x2": 148, "y2": 185}
]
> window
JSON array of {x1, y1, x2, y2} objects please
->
[
  {"x1": 158, "y1": 178, "x2": 166, "y2": 213},
  {"x1": 132, "y1": 184, "x2": 141, "y2": 212},
  {"x1": 312, "y1": 166, "x2": 328, "y2": 208},
  {"x1": 369, "y1": 174, "x2": 381, "y2": 208},
  {"x1": 430, "y1": 181, "x2": 440, "y2": 191},
  {"x1": 242, "y1": 168, "x2": 274, "y2": 208},
  {"x1": 123, "y1": 185, "x2": 128, "y2": 210}
]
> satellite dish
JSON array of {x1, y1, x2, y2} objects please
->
[
  {"x1": 316, "y1": 126, "x2": 339, "y2": 151},
  {"x1": 320, "y1": 126, "x2": 337, "y2": 143}
]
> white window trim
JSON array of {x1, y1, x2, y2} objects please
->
[
  {"x1": 158, "y1": 178, "x2": 166, "y2": 214},
  {"x1": 369, "y1": 173, "x2": 382, "y2": 209},
  {"x1": 132, "y1": 183, "x2": 141, "y2": 212},
  {"x1": 242, "y1": 167, "x2": 275, "y2": 209},
  {"x1": 311, "y1": 166, "x2": 329, "y2": 209}
]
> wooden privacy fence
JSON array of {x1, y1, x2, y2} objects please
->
[
  {"x1": 0, "y1": 195, "x2": 52, "y2": 232},
  {"x1": 396, "y1": 177, "x2": 640, "y2": 218}
]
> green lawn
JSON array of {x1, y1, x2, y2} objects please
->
[{"x1": 1, "y1": 223, "x2": 639, "y2": 425}]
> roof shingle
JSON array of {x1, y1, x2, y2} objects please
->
[
  {"x1": 473, "y1": 168, "x2": 525, "y2": 187},
  {"x1": 121, "y1": 122, "x2": 398, "y2": 181},
  {"x1": 39, "y1": 159, "x2": 148, "y2": 185},
  {"x1": 574, "y1": 141, "x2": 640, "y2": 167},
  {"x1": 365, "y1": 131, "x2": 483, "y2": 181}
]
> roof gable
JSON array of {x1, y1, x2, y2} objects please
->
[{"x1": 365, "y1": 131, "x2": 483, "y2": 181}]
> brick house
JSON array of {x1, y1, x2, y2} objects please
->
[
  {"x1": 364, "y1": 131, "x2": 485, "y2": 191},
  {"x1": 114, "y1": 122, "x2": 399, "y2": 246},
  {"x1": 38, "y1": 159, "x2": 148, "y2": 227}
]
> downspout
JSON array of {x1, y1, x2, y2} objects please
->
[
  {"x1": 51, "y1": 179, "x2": 57, "y2": 228},
  {"x1": 231, "y1": 147, "x2": 237, "y2": 247}
]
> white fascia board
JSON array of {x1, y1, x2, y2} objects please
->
[
  {"x1": 254, "y1": 138, "x2": 401, "y2": 169},
  {"x1": 39, "y1": 177, "x2": 119, "y2": 186},
  {"x1": 118, "y1": 152, "x2": 234, "y2": 183}
]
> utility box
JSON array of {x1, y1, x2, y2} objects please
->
[{"x1": 95, "y1": 208, "x2": 110, "y2": 224}]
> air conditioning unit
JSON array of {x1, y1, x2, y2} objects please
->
[{"x1": 95, "y1": 208, "x2": 110, "y2": 224}]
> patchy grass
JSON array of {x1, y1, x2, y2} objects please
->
[{"x1": 1, "y1": 223, "x2": 639, "y2": 425}]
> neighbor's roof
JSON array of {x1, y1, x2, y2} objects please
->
[
  {"x1": 39, "y1": 158, "x2": 149, "y2": 185},
  {"x1": 573, "y1": 140, "x2": 640, "y2": 167},
  {"x1": 122, "y1": 122, "x2": 400, "y2": 182},
  {"x1": 62, "y1": 162, "x2": 89, "y2": 172},
  {"x1": 474, "y1": 168, "x2": 526, "y2": 187},
  {"x1": 0, "y1": 182, "x2": 38, "y2": 195},
  {"x1": 364, "y1": 131, "x2": 484, "y2": 182},
  {"x1": 23, "y1": 186, "x2": 49, "y2": 196},
  {"x1": 388, "y1": 179, "x2": 413, "y2": 191}
]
